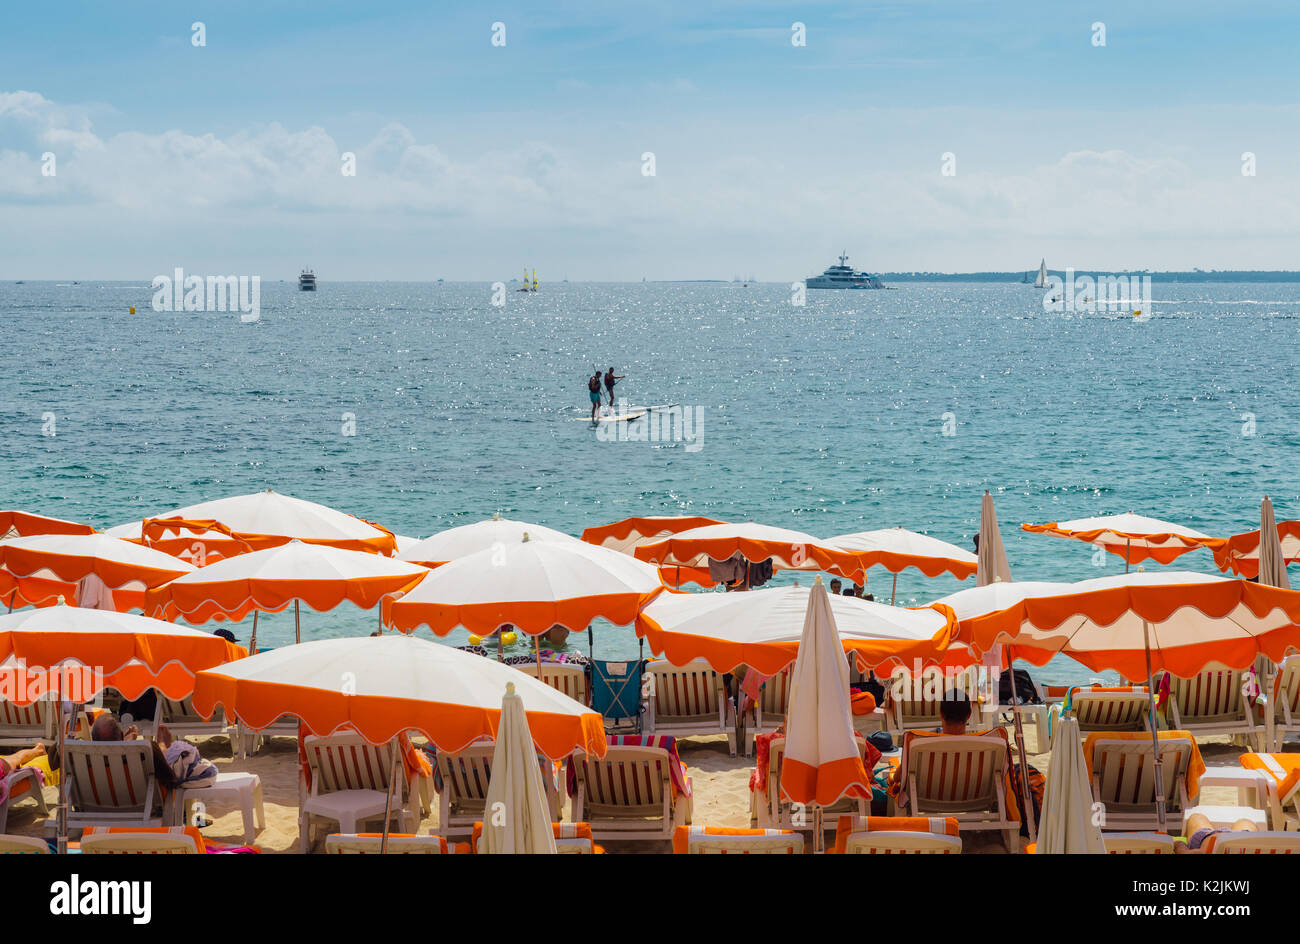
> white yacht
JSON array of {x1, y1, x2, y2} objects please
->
[
  {"x1": 298, "y1": 268, "x2": 317, "y2": 291},
  {"x1": 805, "y1": 252, "x2": 884, "y2": 289},
  {"x1": 1033, "y1": 259, "x2": 1048, "y2": 289}
]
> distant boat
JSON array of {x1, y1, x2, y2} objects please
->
[
  {"x1": 1033, "y1": 259, "x2": 1048, "y2": 289},
  {"x1": 515, "y1": 267, "x2": 538, "y2": 292},
  {"x1": 1020, "y1": 271, "x2": 1031, "y2": 283},
  {"x1": 805, "y1": 252, "x2": 885, "y2": 290},
  {"x1": 299, "y1": 268, "x2": 317, "y2": 291}
]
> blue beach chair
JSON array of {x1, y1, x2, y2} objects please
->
[{"x1": 589, "y1": 659, "x2": 647, "y2": 734}]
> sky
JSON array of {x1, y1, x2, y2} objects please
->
[{"x1": 2, "y1": 1, "x2": 1298, "y2": 279}]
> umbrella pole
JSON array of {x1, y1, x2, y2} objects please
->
[
  {"x1": 294, "y1": 600, "x2": 301, "y2": 645},
  {"x1": 1125, "y1": 538, "x2": 1131, "y2": 574},
  {"x1": 6, "y1": 590, "x2": 15, "y2": 614},
  {"x1": 588, "y1": 627, "x2": 593, "y2": 664},
  {"x1": 56, "y1": 669, "x2": 67, "y2": 854},
  {"x1": 813, "y1": 804, "x2": 824, "y2": 854},
  {"x1": 1003, "y1": 645, "x2": 1036, "y2": 845},
  {"x1": 890, "y1": 572, "x2": 897, "y2": 606},
  {"x1": 380, "y1": 737, "x2": 399, "y2": 854},
  {"x1": 534, "y1": 633, "x2": 544, "y2": 675},
  {"x1": 249, "y1": 610, "x2": 258, "y2": 654},
  {"x1": 1141, "y1": 620, "x2": 1167, "y2": 831}
]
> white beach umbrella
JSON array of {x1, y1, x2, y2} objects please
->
[
  {"x1": 1037, "y1": 716, "x2": 1105, "y2": 854},
  {"x1": 780, "y1": 578, "x2": 872, "y2": 852},
  {"x1": 481, "y1": 682, "x2": 559, "y2": 854},
  {"x1": 396, "y1": 515, "x2": 580, "y2": 568}
]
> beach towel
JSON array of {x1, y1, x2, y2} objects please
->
[
  {"x1": 1082, "y1": 730, "x2": 1206, "y2": 799},
  {"x1": 565, "y1": 734, "x2": 691, "y2": 799},
  {"x1": 832, "y1": 814, "x2": 958, "y2": 854},
  {"x1": 81, "y1": 825, "x2": 261, "y2": 854},
  {"x1": 164, "y1": 740, "x2": 218, "y2": 787},
  {"x1": 1240, "y1": 752, "x2": 1300, "y2": 802},
  {"x1": 888, "y1": 728, "x2": 1021, "y2": 823},
  {"x1": 671, "y1": 825, "x2": 799, "y2": 854}
]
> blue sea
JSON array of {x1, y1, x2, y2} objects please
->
[{"x1": 3, "y1": 278, "x2": 1298, "y2": 685}]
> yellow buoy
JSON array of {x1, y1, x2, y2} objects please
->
[
  {"x1": 129, "y1": 306, "x2": 136, "y2": 314},
  {"x1": 467, "y1": 634, "x2": 482, "y2": 646},
  {"x1": 502, "y1": 631, "x2": 518, "y2": 646}
]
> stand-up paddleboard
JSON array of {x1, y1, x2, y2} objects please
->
[{"x1": 574, "y1": 409, "x2": 647, "y2": 423}]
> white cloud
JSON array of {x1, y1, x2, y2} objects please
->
[{"x1": 2, "y1": 89, "x2": 1298, "y2": 276}]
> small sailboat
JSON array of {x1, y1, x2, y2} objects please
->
[
  {"x1": 531, "y1": 268, "x2": 539, "y2": 292},
  {"x1": 1033, "y1": 259, "x2": 1048, "y2": 289},
  {"x1": 516, "y1": 266, "x2": 530, "y2": 291}
]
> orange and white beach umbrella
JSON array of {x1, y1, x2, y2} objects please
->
[
  {"x1": 827, "y1": 527, "x2": 977, "y2": 580},
  {"x1": 192, "y1": 634, "x2": 606, "y2": 760},
  {"x1": 0, "y1": 510, "x2": 96, "y2": 540},
  {"x1": 395, "y1": 515, "x2": 580, "y2": 568},
  {"x1": 1021, "y1": 512, "x2": 1222, "y2": 568},
  {"x1": 0, "y1": 604, "x2": 245, "y2": 705},
  {"x1": 581, "y1": 515, "x2": 725, "y2": 556},
  {"x1": 780, "y1": 579, "x2": 872, "y2": 814},
  {"x1": 936, "y1": 571, "x2": 1300, "y2": 680},
  {"x1": 635, "y1": 583, "x2": 955, "y2": 676},
  {"x1": 1212, "y1": 512, "x2": 1300, "y2": 580},
  {"x1": 829, "y1": 526, "x2": 977, "y2": 603},
  {"x1": 0, "y1": 533, "x2": 194, "y2": 611},
  {"x1": 385, "y1": 536, "x2": 664, "y2": 637},
  {"x1": 634, "y1": 522, "x2": 862, "y2": 583},
  {"x1": 144, "y1": 541, "x2": 429, "y2": 629},
  {"x1": 108, "y1": 488, "x2": 397, "y2": 557}
]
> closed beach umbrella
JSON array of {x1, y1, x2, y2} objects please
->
[
  {"x1": 635, "y1": 582, "x2": 955, "y2": 675},
  {"x1": 828, "y1": 526, "x2": 977, "y2": 603},
  {"x1": 1022, "y1": 512, "x2": 1222, "y2": 570},
  {"x1": 977, "y1": 492, "x2": 1014, "y2": 587},
  {"x1": 1255, "y1": 497, "x2": 1290, "y2": 591},
  {"x1": 635, "y1": 522, "x2": 862, "y2": 583},
  {"x1": 1036, "y1": 716, "x2": 1105, "y2": 854},
  {"x1": 144, "y1": 541, "x2": 429, "y2": 647},
  {"x1": 0, "y1": 533, "x2": 194, "y2": 612},
  {"x1": 192, "y1": 635, "x2": 605, "y2": 760},
  {"x1": 780, "y1": 578, "x2": 872, "y2": 852},
  {"x1": 385, "y1": 536, "x2": 664, "y2": 638},
  {"x1": 481, "y1": 682, "x2": 558, "y2": 854},
  {"x1": 975, "y1": 491, "x2": 1034, "y2": 841},
  {"x1": 396, "y1": 515, "x2": 580, "y2": 568},
  {"x1": 108, "y1": 488, "x2": 397, "y2": 556}
]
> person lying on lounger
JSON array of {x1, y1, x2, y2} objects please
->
[
  {"x1": 0, "y1": 744, "x2": 47, "y2": 779},
  {"x1": 1174, "y1": 812, "x2": 1260, "y2": 853}
]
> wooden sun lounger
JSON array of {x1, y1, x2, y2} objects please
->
[
  {"x1": 645, "y1": 659, "x2": 734, "y2": 755},
  {"x1": 299, "y1": 733, "x2": 417, "y2": 853},
  {"x1": 571, "y1": 744, "x2": 691, "y2": 841}
]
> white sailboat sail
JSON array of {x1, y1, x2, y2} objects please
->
[{"x1": 1033, "y1": 259, "x2": 1048, "y2": 289}]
